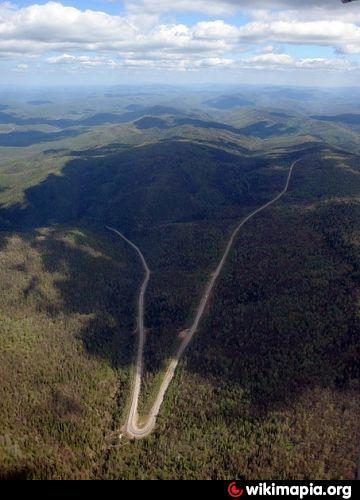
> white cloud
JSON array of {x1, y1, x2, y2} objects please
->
[
  {"x1": 0, "y1": 2, "x2": 136, "y2": 42},
  {"x1": 341, "y1": 44, "x2": 360, "y2": 54},
  {"x1": 47, "y1": 54, "x2": 77, "y2": 64},
  {"x1": 0, "y1": 2, "x2": 358, "y2": 57},
  {"x1": 0, "y1": 2, "x2": 360, "y2": 53},
  {"x1": 46, "y1": 52, "x2": 233, "y2": 72},
  {"x1": 46, "y1": 53, "x2": 120, "y2": 69},
  {"x1": 239, "y1": 52, "x2": 358, "y2": 71},
  {"x1": 126, "y1": 0, "x2": 360, "y2": 21},
  {"x1": 248, "y1": 53, "x2": 294, "y2": 65},
  {"x1": 193, "y1": 20, "x2": 239, "y2": 40},
  {"x1": 0, "y1": 3, "x2": 235, "y2": 58},
  {"x1": 237, "y1": 19, "x2": 360, "y2": 51},
  {"x1": 124, "y1": 0, "x2": 237, "y2": 16},
  {"x1": 15, "y1": 62, "x2": 28, "y2": 71},
  {"x1": 0, "y1": 1, "x2": 359, "y2": 77}
]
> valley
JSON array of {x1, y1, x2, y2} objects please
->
[{"x1": 0, "y1": 86, "x2": 359, "y2": 479}]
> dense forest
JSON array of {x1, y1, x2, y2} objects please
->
[
  {"x1": 103, "y1": 153, "x2": 360, "y2": 479},
  {"x1": 0, "y1": 228, "x2": 140, "y2": 478},
  {"x1": 0, "y1": 137, "x2": 359, "y2": 479}
]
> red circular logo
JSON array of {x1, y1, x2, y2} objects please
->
[{"x1": 228, "y1": 482, "x2": 244, "y2": 498}]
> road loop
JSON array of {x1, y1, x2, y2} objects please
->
[{"x1": 107, "y1": 158, "x2": 300, "y2": 439}]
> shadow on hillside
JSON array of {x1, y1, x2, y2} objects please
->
[
  {"x1": 0, "y1": 140, "x2": 357, "y2": 415},
  {"x1": 0, "y1": 128, "x2": 86, "y2": 148},
  {"x1": 0, "y1": 139, "x2": 296, "y2": 232},
  {"x1": 185, "y1": 197, "x2": 359, "y2": 417},
  {"x1": 0, "y1": 466, "x2": 35, "y2": 480},
  {"x1": 0, "y1": 226, "x2": 141, "y2": 393},
  {"x1": 4, "y1": 227, "x2": 139, "y2": 370}
]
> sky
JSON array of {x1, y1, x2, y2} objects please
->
[{"x1": 1, "y1": 0, "x2": 360, "y2": 86}]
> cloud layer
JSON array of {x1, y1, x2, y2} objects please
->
[{"x1": 0, "y1": 1, "x2": 359, "y2": 80}]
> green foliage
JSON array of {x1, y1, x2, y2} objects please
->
[
  {"x1": 104, "y1": 150, "x2": 359, "y2": 480},
  {"x1": 0, "y1": 228, "x2": 139, "y2": 479},
  {"x1": 0, "y1": 130, "x2": 358, "y2": 479}
]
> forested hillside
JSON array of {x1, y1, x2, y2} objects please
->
[
  {"x1": 0, "y1": 227, "x2": 142, "y2": 478},
  {"x1": 103, "y1": 153, "x2": 360, "y2": 480},
  {"x1": 0, "y1": 93, "x2": 359, "y2": 479}
]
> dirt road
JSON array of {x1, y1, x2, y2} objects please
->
[{"x1": 107, "y1": 158, "x2": 300, "y2": 439}]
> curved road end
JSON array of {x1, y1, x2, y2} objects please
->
[{"x1": 108, "y1": 158, "x2": 300, "y2": 439}]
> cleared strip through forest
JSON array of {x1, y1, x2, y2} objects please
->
[{"x1": 107, "y1": 158, "x2": 300, "y2": 439}]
